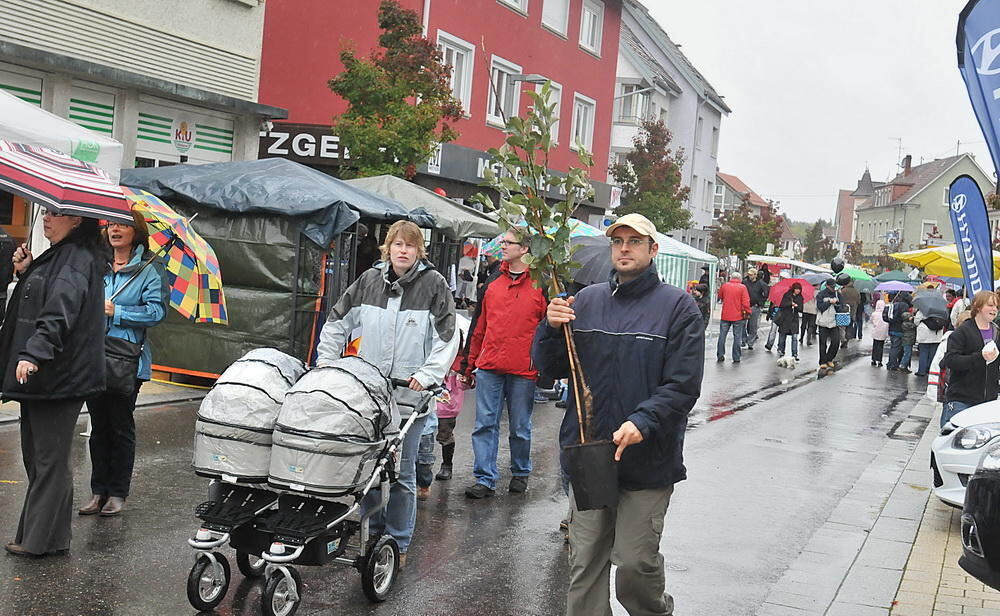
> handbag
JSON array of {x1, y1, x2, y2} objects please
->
[
  {"x1": 105, "y1": 334, "x2": 143, "y2": 397},
  {"x1": 834, "y1": 304, "x2": 852, "y2": 327}
]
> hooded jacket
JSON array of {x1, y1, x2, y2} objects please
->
[
  {"x1": 465, "y1": 261, "x2": 547, "y2": 379},
  {"x1": 104, "y1": 244, "x2": 168, "y2": 380},
  {"x1": 533, "y1": 264, "x2": 704, "y2": 490},
  {"x1": 0, "y1": 237, "x2": 105, "y2": 401},
  {"x1": 718, "y1": 279, "x2": 750, "y2": 322},
  {"x1": 941, "y1": 317, "x2": 1000, "y2": 406},
  {"x1": 317, "y1": 259, "x2": 459, "y2": 418},
  {"x1": 743, "y1": 277, "x2": 769, "y2": 307}
]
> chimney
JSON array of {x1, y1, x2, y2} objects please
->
[{"x1": 902, "y1": 154, "x2": 912, "y2": 177}]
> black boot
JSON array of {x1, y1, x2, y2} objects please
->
[{"x1": 436, "y1": 443, "x2": 455, "y2": 480}]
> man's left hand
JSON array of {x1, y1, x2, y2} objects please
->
[
  {"x1": 612, "y1": 420, "x2": 644, "y2": 461},
  {"x1": 408, "y1": 377, "x2": 425, "y2": 392}
]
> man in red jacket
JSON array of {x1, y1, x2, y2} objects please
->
[
  {"x1": 463, "y1": 229, "x2": 548, "y2": 498},
  {"x1": 717, "y1": 272, "x2": 751, "y2": 363}
]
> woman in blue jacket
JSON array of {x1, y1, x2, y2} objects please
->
[{"x1": 79, "y1": 211, "x2": 166, "y2": 517}]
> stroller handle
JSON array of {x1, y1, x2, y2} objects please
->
[{"x1": 389, "y1": 378, "x2": 446, "y2": 398}]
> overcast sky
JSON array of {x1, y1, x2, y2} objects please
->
[{"x1": 648, "y1": 0, "x2": 995, "y2": 223}]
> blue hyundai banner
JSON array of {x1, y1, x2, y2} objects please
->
[
  {"x1": 948, "y1": 175, "x2": 994, "y2": 295},
  {"x1": 958, "y1": 0, "x2": 1000, "y2": 173}
]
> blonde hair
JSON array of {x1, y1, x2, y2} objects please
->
[
  {"x1": 956, "y1": 310, "x2": 972, "y2": 328},
  {"x1": 379, "y1": 220, "x2": 427, "y2": 261},
  {"x1": 970, "y1": 290, "x2": 998, "y2": 318}
]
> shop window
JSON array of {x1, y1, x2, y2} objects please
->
[
  {"x1": 580, "y1": 0, "x2": 605, "y2": 56},
  {"x1": 437, "y1": 31, "x2": 475, "y2": 115},
  {"x1": 498, "y1": 0, "x2": 528, "y2": 14},
  {"x1": 571, "y1": 93, "x2": 596, "y2": 152},
  {"x1": 617, "y1": 84, "x2": 651, "y2": 123},
  {"x1": 0, "y1": 191, "x2": 13, "y2": 225},
  {"x1": 487, "y1": 56, "x2": 522, "y2": 127}
]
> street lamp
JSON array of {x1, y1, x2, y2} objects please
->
[
  {"x1": 510, "y1": 73, "x2": 549, "y2": 84},
  {"x1": 614, "y1": 86, "x2": 656, "y2": 100}
]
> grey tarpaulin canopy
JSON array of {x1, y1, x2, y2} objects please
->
[
  {"x1": 344, "y1": 175, "x2": 499, "y2": 239},
  {"x1": 121, "y1": 158, "x2": 435, "y2": 247},
  {"x1": 120, "y1": 159, "x2": 433, "y2": 377}
]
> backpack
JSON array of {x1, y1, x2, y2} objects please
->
[
  {"x1": 923, "y1": 315, "x2": 947, "y2": 332},
  {"x1": 936, "y1": 366, "x2": 950, "y2": 403},
  {"x1": 882, "y1": 304, "x2": 893, "y2": 323}
]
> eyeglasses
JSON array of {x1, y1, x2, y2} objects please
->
[
  {"x1": 499, "y1": 240, "x2": 523, "y2": 247},
  {"x1": 106, "y1": 223, "x2": 130, "y2": 230},
  {"x1": 610, "y1": 237, "x2": 653, "y2": 248},
  {"x1": 41, "y1": 210, "x2": 65, "y2": 218}
]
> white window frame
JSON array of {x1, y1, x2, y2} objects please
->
[
  {"x1": 570, "y1": 92, "x2": 596, "y2": 152},
  {"x1": 921, "y1": 219, "x2": 937, "y2": 237},
  {"x1": 704, "y1": 180, "x2": 713, "y2": 212},
  {"x1": 579, "y1": 0, "x2": 605, "y2": 56},
  {"x1": 695, "y1": 117, "x2": 704, "y2": 150},
  {"x1": 487, "y1": 55, "x2": 523, "y2": 128},
  {"x1": 535, "y1": 79, "x2": 562, "y2": 144},
  {"x1": 943, "y1": 186, "x2": 950, "y2": 207},
  {"x1": 498, "y1": 0, "x2": 528, "y2": 15},
  {"x1": 541, "y1": 0, "x2": 569, "y2": 36},
  {"x1": 437, "y1": 31, "x2": 475, "y2": 117},
  {"x1": 711, "y1": 126, "x2": 720, "y2": 158}
]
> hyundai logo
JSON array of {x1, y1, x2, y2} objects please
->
[
  {"x1": 951, "y1": 193, "x2": 968, "y2": 213},
  {"x1": 972, "y1": 27, "x2": 1000, "y2": 75}
]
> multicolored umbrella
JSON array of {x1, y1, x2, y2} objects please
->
[
  {"x1": 480, "y1": 219, "x2": 603, "y2": 258},
  {"x1": 0, "y1": 141, "x2": 132, "y2": 224},
  {"x1": 121, "y1": 187, "x2": 228, "y2": 324}
]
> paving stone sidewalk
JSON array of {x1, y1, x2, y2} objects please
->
[
  {"x1": 758, "y1": 396, "x2": 1000, "y2": 615},
  {"x1": 0, "y1": 379, "x2": 207, "y2": 425}
]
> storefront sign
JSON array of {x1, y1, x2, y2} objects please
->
[
  {"x1": 259, "y1": 124, "x2": 348, "y2": 164},
  {"x1": 172, "y1": 118, "x2": 195, "y2": 154}
]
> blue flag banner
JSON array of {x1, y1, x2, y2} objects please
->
[
  {"x1": 958, "y1": 0, "x2": 1000, "y2": 173},
  {"x1": 948, "y1": 175, "x2": 995, "y2": 295}
]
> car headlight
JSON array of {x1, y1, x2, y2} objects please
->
[
  {"x1": 979, "y1": 444, "x2": 1000, "y2": 471},
  {"x1": 953, "y1": 424, "x2": 1000, "y2": 449}
]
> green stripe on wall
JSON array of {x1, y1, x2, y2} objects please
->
[
  {"x1": 15, "y1": 95, "x2": 41, "y2": 106},
  {"x1": 69, "y1": 105, "x2": 113, "y2": 119},
  {"x1": 196, "y1": 124, "x2": 234, "y2": 135},
  {"x1": 69, "y1": 114, "x2": 112, "y2": 126},
  {"x1": 69, "y1": 98, "x2": 113, "y2": 111},
  {"x1": 76, "y1": 124, "x2": 113, "y2": 134},
  {"x1": 137, "y1": 119, "x2": 171, "y2": 131},
  {"x1": 138, "y1": 127, "x2": 171, "y2": 137},
  {"x1": 139, "y1": 112, "x2": 172, "y2": 123},
  {"x1": 0, "y1": 84, "x2": 42, "y2": 96},
  {"x1": 138, "y1": 135, "x2": 171, "y2": 144},
  {"x1": 194, "y1": 145, "x2": 233, "y2": 154},
  {"x1": 195, "y1": 136, "x2": 232, "y2": 147}
]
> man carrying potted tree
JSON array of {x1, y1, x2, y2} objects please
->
[
  {"x1": 462, "y1": 228, "x2": 548, "y2": 498},
  {"x1": 534, "y1": 213, "x2": 705, "y2": 616}
]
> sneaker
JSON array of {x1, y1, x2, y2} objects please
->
[
  {"x1": 465, "y1": 483, "x2": 495, "y2": 499},
  {"x1": 764, "y1": 345, "x2": 773, "y2": 352},
  {"x1": 509, "y1": 476, "x2": 528, "y2": 493},
  {"x1": 559, "y1": 518, "x2": 569, "y2": 532},
  {"x1": 793, "y1": 356, "x2": 800, "y2": 362},
  {"x1": 417, "y1": 486, "x2": 430, "y2": 501},
  {"x1": 435, "y1": 465, "x2": 452, "y2": 481},
  {"x1": 732, "y1": 359, "x2": 741, "y2": 363},
  {"x1": 398, "y1": 552, "x2": 407, "y2": 571},
  {"x1": 534, "y1": 392, "x2": 548, "y2": 403},
  {"x1": 717, "y1": 357, "x2": 725, "y2": 362},
  {"x1": 555, "y1": 400, "x2": 567, "y2": 409}
]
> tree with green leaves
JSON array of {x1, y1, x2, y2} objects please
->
[
  {"x1": 802, "y1": 221, "x2": 838, "y2": 263},
  {"x1": 609, "y1": 119, "x2": 691, "y2": 233},
  {"x1": 710, "y1": 198, "x2": 781, "y2": 258},
  {"x1": 471, "y1": 82, "x2": 598, "y2": 442},
  {"x1": 328, "y1": 0, "x2": 463, "y2": 178}
]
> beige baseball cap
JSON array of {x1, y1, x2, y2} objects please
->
[{"x1": 605, "y1": 213, "x2": 657, "y2": 238}]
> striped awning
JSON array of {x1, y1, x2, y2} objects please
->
[{"x1": 0, "y1": 141, "x2": 131, "y2": 224}]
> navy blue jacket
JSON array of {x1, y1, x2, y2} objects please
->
[{"x1": 532, "y1": 264, "x2": 704, "y2": 490}]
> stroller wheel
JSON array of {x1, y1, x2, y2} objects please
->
[
  {"x1": 237, "y1": 550, "x2": 267, "y2": 578},
  {"x1": 186, "y1": 552, "x2": 231, "y2": 611},
  {"x1": 361, "y1": 535, "x2": 399, "y2": 603},
  {"x1": 263, "y1": 566, "x2": 302, "y2": 616}
]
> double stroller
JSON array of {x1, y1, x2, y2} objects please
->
[{"x1": 186, "y1": 348, "x2": 435, "y2": 615}]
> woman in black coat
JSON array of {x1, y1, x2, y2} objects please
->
[
  {"x1": 1, "y1": 213, "x2": 106, "y2": 557},
  {"x1": 777, "y1": 283, "x2": 803, "y2": 360},
  {"x1": 940, "y1": 290, "x2": 1000, "y2": 428}
]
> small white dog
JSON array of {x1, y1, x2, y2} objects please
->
[{"x1": 776, "y1": 356, "x2": 796, "y2": 369}]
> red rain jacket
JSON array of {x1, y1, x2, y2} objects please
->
[{"x1": 717, "y1": 280, "x2": 751, "y2": 322}]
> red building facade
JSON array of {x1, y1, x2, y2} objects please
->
[{"x1": 259, "y1": 0, "x2": 622, "y2": 220}]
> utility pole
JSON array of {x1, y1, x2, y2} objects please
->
[{"x1": 891, "y1": 137, "x2": 903, "y2": 172}]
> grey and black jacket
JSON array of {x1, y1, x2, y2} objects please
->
[
  {"x1": 316, "y1": 259, "x2": 459, "y2": 420},
  {"x1": 533, "y1": 264, "x2": 704, "y2": 490}
]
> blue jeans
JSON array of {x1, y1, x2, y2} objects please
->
[
  {"x1": 917, "y1": 343, "x2": 939, "y2": 376},
  {"x1": 942, "y1": 401, "x2": 972, "y2": 429},
  {"x1": 901, "y1": 343, "x2": 914, "y2": 369},
  {"x1": 717, "y1": 320, "x2": 745, "y2": 361},
  {"x1": 471, "y1": 370, "x2": 535, "y2": 490},
  {"x1": 777, "y1": 332, "x2": 798, "y2": 358},
  {"x1": 416, "y1": 411, "x2": 438, "y2": 488},
  {"x1": 361, "y1": 412, "x2": 428, "y2": 553}
]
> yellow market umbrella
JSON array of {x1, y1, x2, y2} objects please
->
[{"x1": 889, "y1": 244, "x2": 1000, "y2": 278}]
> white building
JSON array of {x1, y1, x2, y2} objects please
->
[{"x1": 612, "y1": 0, "x2": 730, "y2": 252}]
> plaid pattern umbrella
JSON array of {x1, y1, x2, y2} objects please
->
[
  {"x1": 0, "y1": 141, "x2": 132, "y2": 224},
  {"x1": 480, "y1": 219, "x2": 604, "y2": 258},
  {"x1": 121, "y1": 187, "x2": 228, "y2": 324}
]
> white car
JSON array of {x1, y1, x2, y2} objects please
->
[{"x1": 931, "y1": 400, "x2": 1000, "y2": 507}]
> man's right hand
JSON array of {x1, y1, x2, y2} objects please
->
[
  {"x1": 12, "y1": 243, "x2": 31, "y2": 275},
  {"x1": 547, "y1": 296, "x2": 576, "y2": 327}
]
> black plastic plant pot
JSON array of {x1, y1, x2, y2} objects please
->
[{"x1": 564, "y1": 440, "x2": 618, "y2": 511}]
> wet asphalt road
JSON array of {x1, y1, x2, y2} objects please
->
[{"x1": 0, "y1": 334, "x2": 922, "y2": 616}]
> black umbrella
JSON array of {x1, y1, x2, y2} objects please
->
[
  {"x1": 913, "y1": 290, "x2": 949, "y2": 319},
  {"x1": 568, "y1": 236, "x2": 613, "y2": 286},
  {"x1": 802, "y1": 272, "x2": 833, "y2": 287}
]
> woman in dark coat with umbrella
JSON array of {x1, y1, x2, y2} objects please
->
[
  {"x1": 1, "y1": 213, "x2": 106, "y2": 557},
  {"x1": 777, "y1": 283, "x2": 803, "y2": 360}
]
